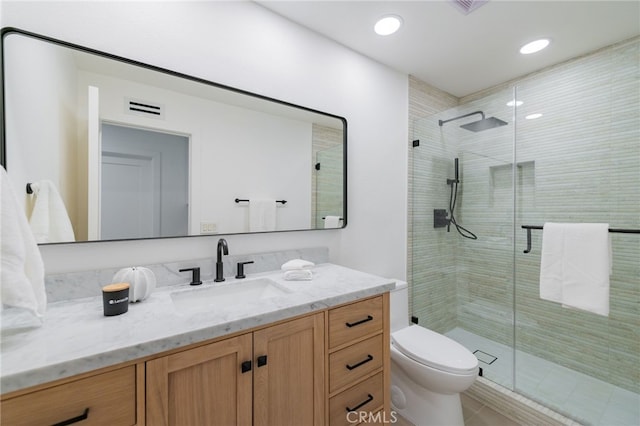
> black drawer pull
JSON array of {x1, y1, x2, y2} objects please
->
[
  {"x1": 241, "y1": 360, "x2": 252, "y2": 373},
  {"x1": 346, "y1": 394, "x2": 374, "y2": 412},
  {"x1": 346, "y1": 354, "x2": 374, "y2": 370},
  {"x1": 345, "y1": 315, "x2": 373, "y2": 328},
  {"x1": 257, "y1": 355, "x2": 268, "y2": 367},
  {"x1": 52, "y1": 408, "x2": 90, "y2": 426}
]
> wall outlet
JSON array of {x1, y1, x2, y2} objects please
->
[{"x1": 200, "y1": 222, "x2": 218, "y2": 234}]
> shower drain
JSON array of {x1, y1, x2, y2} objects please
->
[{"x1": 473, "y1": 349, "x2": 497, "y2": 365}]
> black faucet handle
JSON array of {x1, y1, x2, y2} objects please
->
[
  {"x1": 179, "y1": 267, "x2": 203, "y2": 286},
  {"x1": 235, "y1": 261, "x2": 254, "y2": 279}
]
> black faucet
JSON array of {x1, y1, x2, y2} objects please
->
[{"x1": 215, "y1": 238, "x2": 229, "y2": 282}]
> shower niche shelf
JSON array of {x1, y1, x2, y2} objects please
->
[{"x1": 489, "y1": 161, "x2": 535, "y2": 207}]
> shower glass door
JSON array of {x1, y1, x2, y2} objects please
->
[
  {"x1": 411, "y1": 37, "x2": 639, "y2": 425},
  {"x1": 512, "y1": 43, "x2": 640, "y2": 424},
  {"x1": 410, "y1": 87, "x2": 516, "y2": 388}
]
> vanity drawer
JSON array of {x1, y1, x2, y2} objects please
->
[
  {"x1": 329, "y1": 296, "x2": 383, "y2": 349},
  {"x1": 330, "y1": 334, "x2": 383, "y2": 393},
  {"x1": 1, "y1": 366, "x2": 137, "y2": 426},
  {"x1": 329, "y1": 372, "x2": 384, "y2": 426}
]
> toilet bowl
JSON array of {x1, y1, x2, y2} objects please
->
[{"x1": 390, "y1": 281, "x2": 478, "y2": 426}]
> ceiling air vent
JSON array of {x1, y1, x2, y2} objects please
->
[
  {"x1": 449, "y1": 0, "x2": 488, "y2": 15},
  {"x1": 125, "y1": 98, "x2": 165, "y2": 119}
]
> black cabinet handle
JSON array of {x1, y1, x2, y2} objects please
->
[
  {"x1": 346, "y1": 354, "x2": 373, "y2": 371},
  {"x1": 257, "y1": 355, "x2": 268, "y2": 367},
  {"x1": 52, "y1": 408, "x2": 90, "y2": 426},
  {"x1": 345, "y1": 315, "x2": 373, "y2": 328},
  {"x1": 345, "y1": 394, "x2": 374, "y2": 412},
  {"x1": 241, "y1": 360, "x2": 252, "y2": 373}
]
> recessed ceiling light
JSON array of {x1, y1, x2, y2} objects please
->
[
  {"x1": 374, "y1": 15, "x2": 403, "y2": 36},
  {"x1": 520, "y1": 39, "x2": 550, "y2": 55},
  {"x1": 525, "y1": 113, "x2": 543, "y2": 120},
  {"x1": 507, "y1": 100, "x2": 524, "y2": 107}
]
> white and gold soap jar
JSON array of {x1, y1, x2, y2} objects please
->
[{"x1": 111, "y1": 267, "x2": 156, "y2": 302}]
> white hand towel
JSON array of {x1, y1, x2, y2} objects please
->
[
  {"x1": 324, "y1": 215, "x2": 341, "y2": 229},
  {"x1": 249, "y1": 199, "x2": 276, "y2": 232},
  {"x1": 0, "y1": 167, "x2": 46, "y2": 319},
  {"x1": 539, "y1": 223, "x2": 611, "y2": 316},
  {"x1": 281, "y1": 259, "x2": 315, "y2": 271},
  {"x1": 284, "y1": 269, "x2": 313, "y2": 281},
  {"x1": 29, "y1": 180, "x2": 75, "y2": 243}
]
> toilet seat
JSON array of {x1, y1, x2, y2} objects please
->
[{"x1": 391, "y1": 326, "x2": 478, "y2": 375}]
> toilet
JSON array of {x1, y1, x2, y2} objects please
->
[{"x1": 390, "y1": 281, "x2": 479, "y2": 426}]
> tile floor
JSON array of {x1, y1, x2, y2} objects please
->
[
  {"x1": 446, "y1": 327, "x2": 640, "y2": 426},
  {"x1": 395, "y1": 394, "x2": 521, "y2": 426}
]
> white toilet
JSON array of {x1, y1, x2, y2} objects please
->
[{"x1": 390, "y1": 281, "x2": 479, "y2": 426}]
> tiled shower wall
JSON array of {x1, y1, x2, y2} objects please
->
[
  {"x1": 312, "y1": 124, "x2": 343, "y2": 227},
  {"x1": 410, "y1": 37, "x2": 639, "y2": 393}
]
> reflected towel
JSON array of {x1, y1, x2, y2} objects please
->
[
  {"x1": 323, "y1": 215, "x2": 341, "y2": 229},
  {"x1": 0, "y1": 167, "x2": 46, "y2": 319},
  {"x1": 249, "y1": 199, "x2": 276, "y2": 232},
  {"x1": 29, "y1": 180, "x2": 75, "y2": 243},
  {"x1": 539, "y1": 223, "x2": 611, "y2": 316}
]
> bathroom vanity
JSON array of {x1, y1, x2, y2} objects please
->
[{"x1": 0, "y1": 263, "x2": 394, "y2": 425}]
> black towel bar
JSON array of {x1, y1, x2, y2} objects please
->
[
  {"x1": 235, "y1": 198, "x2": 287, "y2": 204},
  {"x1": 522, "y1": 225, "x2": 640, "y2": 254}
]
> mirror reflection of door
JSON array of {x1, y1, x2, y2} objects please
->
[{"x1": 100, "y1": 123, "x2": 189, "y2": 239}]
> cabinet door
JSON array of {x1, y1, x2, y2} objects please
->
[
  {"x1": 253, "y1": 313, "x2": 325, "y2": 426},
  {"x1": 146, "y1": 334, "x2": 252, "y2": 426}
]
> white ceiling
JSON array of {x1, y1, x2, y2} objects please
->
[{"x1": 258, "y1": 1, "x2": 640, "y2": 98}]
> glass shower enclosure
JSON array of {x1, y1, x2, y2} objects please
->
[{"x1": 410, "y1": 39, "x2": 639, "y2": 426}]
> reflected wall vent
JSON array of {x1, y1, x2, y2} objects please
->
[
  {"x1": 125, "y1": 98, "x2": 165, "y2": 119},
  {"x1": 449, "y1": 0, "x2": 488, "y2": 15}
]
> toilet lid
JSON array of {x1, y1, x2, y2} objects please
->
[{"x1": 392, "y1": 326, "x2": 478, "y2": 375}]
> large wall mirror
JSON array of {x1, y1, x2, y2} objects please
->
[{"x1": 1, "y1": 28, "x2": 346, "y2": 244}]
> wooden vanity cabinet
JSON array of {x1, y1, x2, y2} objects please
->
[
  {"x1": 145, "y1": 312, "x2": 325, "y2": 426},
  {"x1": 1, "y1": 292, "x2": 389, "y2": 426}
]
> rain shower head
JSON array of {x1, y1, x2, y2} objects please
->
[{"x1": 439, "y1": 111, "x2": 508, "y2": 132}]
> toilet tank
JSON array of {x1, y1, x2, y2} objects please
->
[{"x1": 390, "y1": 280, "x2": 409, "y2": 333}]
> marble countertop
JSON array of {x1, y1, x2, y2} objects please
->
[{"x1": 1, "y1": 263, "x2": 394, "y2": 394}]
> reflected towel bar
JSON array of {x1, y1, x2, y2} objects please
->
[
  {"x1": 522, "y1": 225, "x2": 640, "y2": 254},
  {"x1": 235, "y1": 198, "x2": 287, "y2": 204}
]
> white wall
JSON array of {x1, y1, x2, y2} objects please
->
[
  {"x1": 78, "y1": 71, "x2": 313, "y2": 234},
  {"x1": 1, "y1": 1, "x2": 408, "y2": 280}
]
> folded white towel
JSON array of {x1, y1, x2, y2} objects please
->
[
  {"x1": 284, "y1": 269, "x2": 313, "y2": 281},
  {"x1": 29, "y1": 180, "x2": 75, "y2": 243},
  {"x1": 324, "y1": 215, "x2": 341, "y2": 229},
  {"x1": 249, "y1": 199, "x2": 276, "y2": 232},
  {"x1": 539, "y1": 222, "x2": 611, "y2": 316},
  {"x1": 281, "y1": 259, "x2": 315, "y2": 271},
  {"x1": 0, "y1": 167, "x2": 46, "y2": 320}
]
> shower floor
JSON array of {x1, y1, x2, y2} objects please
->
[{"x1": 446, "y1": 327, "x2": 640, "y2": 426}]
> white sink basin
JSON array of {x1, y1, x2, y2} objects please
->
[{"x1": 171, "y1": 278, "x2": 291, "y2": 313}]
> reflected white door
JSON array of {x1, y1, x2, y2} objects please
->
[
  {"x1": 101, "y1": 151, "x2": 159, "y2": 239},
  {"x1": 100, "y1": 124, "x2": 189, "y2": 239}
]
